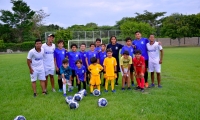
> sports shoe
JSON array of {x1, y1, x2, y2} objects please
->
[
  {"x1": 121, "y1": 88, "x2": 125, "y2": 90},
  {"x1": 33, "y1": 93, "x2": 37, "y2": 97},
  {"x1": 158, "y1": 85, "x2": 162, "y2": 88},
  {"x1": 134, "y1": 86, "x2": 140, "y2": 90},
  {"x1": 104, "y1": 90, "x2": 108, "y2": 92},
  {"x1": 90, "y1": 93, "x2": 93, "y2": 96},
  {"x1": 52, "y1": 88, "x2": 56, "y2": 92},
  {"x1": 115, "y1": 82, "x2": 119, "y2": 86},
  {"x1": 58, "y1": 89, "x2": 63, "y2": 92},
  {"x1": 145, "y1": 83, "x2": 149, "y2": 88},
  {"x1": 131, "y1": 82, "x2": 135, "y2": 86},
  {"x1": 151, "y1": 83, "x2": 155, "y2": 87},
  {"x1": 42, "y1": 92, "x2": 47, "y2": 95},
  {"x1": 127, "y1": 87, "x2": 131, "y2": 90},
  {"x1": 112, "y1": 90, "x2": 116, "y2": 93},
  {"x1": 63, "y1": 93, "x2": 67, "y2": 97},
  {"x1": 141, "y1": 89, "x2": 145, "y2": 92}
]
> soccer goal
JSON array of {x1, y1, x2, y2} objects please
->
[{"x1": 67, "y1": 39, "x2": 102, "y2": 50}]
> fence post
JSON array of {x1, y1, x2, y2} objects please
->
[{"x1": 108, "y1": 30, "x2": 110, "y2": 43}]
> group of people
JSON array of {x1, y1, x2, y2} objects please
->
[{"x1": 27, "y1": 31, "x2": 163, "y2": 97}]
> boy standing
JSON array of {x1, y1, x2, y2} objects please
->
[
  {"x1": 133, "y1": 50, "x2": 145, "y2": 92},
  {"x1": 103, "y1": 49, "x2": 117, "y2": 92},
  {"x1": 54, "y1": 40, "x2": 67, "y2": 92},
  {"x1": 27, "y1": 39, "x2": 46, "y2": 97},
  {"x1": 79, "y1": 43, "x2": 87, "y2": 69},
  {"x1": 95, "y1": 38, "x2": 101, "y2": 52},
  {"x1": 146, "y1": 34, "x2": 163, "y2": 88},
  {"x1": 120, "y1": 51, "x2": 132, "y2": 90}
]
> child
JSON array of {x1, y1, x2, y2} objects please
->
[
  {"x1": 146, "y1": 34, "x2": 163, "y2": 88},
  {"x1": 133, "y1": 50, "x2": 145, "y2": 92},
  {"x1": 79, "y1": 43, "x2": 87, "y2": 69},
  {"x1": 120, "y1": 37, "x2": 135, "y2": 86},
  {"x1": 95, "y1": 38, "x2": 101, "y2": 52},
  {"x1": 54, "y1": 40, "x2": 67, "y2": 92},
  {"x1": 120, "y1": 50, "x2": 132, "y2": 90},
  {"x1": 60, "y1": 59, "x2": 72, "y2": 96},
  {"x1": 88, "y1": 57, "x2": 103, "y2": 94},
  {"x1": 75, "y1": 60, "x2": 87, "y2": 91},
  {"x1": 66, "y1": 44, "x2": 81, "y2": 88},
  {"x1": 103, "y1": 49, "x2": 117, "y2": 92},
  {"x1": 98, "y1": 44, "x2": 107, "y2": 86}
]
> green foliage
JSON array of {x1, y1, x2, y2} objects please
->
[
  {"x1": 120, "y1": 21, "x2": 155, "y2": 38},
  {"x1": 55, "y1": 29, "x2": 72, "y2": 47},
  {"x1": 0, "y1": 40, "x2": 5, "y2": 49},
  {"x1": 0, "y1": 41, "x2": 34, "y2": 51}
]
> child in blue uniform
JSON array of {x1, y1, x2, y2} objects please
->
[{"x1": 75, "y1": 60, "x2": 86, "y2": 91}]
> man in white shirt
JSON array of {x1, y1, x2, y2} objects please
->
[
  {"x1": 146, "y1": 34, "x2": 163, "y2": 88},
  {"x1": 27, "y1": 39, "x2": 46, "y2": 97},
  {"x1": 42, "y1": 34, "x2": 56, "y2": 92}
]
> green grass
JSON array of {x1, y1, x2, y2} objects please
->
[{"x1": 0, "y1": 47, "x2": 200, "y2": 120}]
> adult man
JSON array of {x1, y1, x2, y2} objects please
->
[
  {"x1": 147, "y1": 34, "x2": 163, "y2": 88},
  {"x1": 27, "y1": 39, "x2": 46, "y2": 97},
  {"x1": 42, "y1": 34, "x2": 56, "y2": 92}
]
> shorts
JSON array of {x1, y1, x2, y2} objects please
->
[
  {"x1": 62, "y1": 78, "x2": 71, "y2": 86},
  {"x1": 72, "y1": 70, "x2": 76, "y2": 77},
  {"x1": 45, "y1": 68, "x2": 54, "y2": 76},
  {"x1": 30, "y1": 71, "x2": 46, "y2": 82},
  {"x1": 130, "y1": 64, "x2": 134, "y2": 72},
  {"x1": 56, "y1": 69, "x2": 61, "y2": 75},
  {"x1": 135, "y1": 68, "x2": 144, "y2": 74},
  {"x1": 104, "y1": 74, "x2": 117, "y2": 80},
  {"x1": 120, "y1": 68, "x2": 130, "y2": 77},
  {"x1": 90, "y1": 75, "x2": 101, "y2": 85},
  {"x1": 148, "y1": 62, "x2": 161, "y2": 73}
]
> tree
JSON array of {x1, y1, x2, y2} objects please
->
[
  {"x1": 55, "y1": 29, "x2": 72, "y2": 47},
  {"x1": 120, "y1": 21, "x2": 155, "y2": 39},
  {"x1": 115, "y1": 17, "x2": 135, "y2": 29},
  {"x1": 0, "y1": 0, "x2": 35, "y2": 42}
]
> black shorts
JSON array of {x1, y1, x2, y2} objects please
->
[
  {"x1": 145, "y1": 60, "x2": 148, "y2": 68},
  {"x1": 56, "y1": 69, "x2": 61, "y2": 75},
  {"x1": 72, "y1": 70, "x2": 76, "y2": 77},
  {"x1": 130, "y1": 64, "x2": 134, "y2": 72}
]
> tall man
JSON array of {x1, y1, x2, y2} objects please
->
[{"x1": 42, "y1": 34, "x2": 56, "y2": 92}]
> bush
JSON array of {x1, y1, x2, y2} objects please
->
[{"x1": 20, "y1": 41, "x2": 34, "y2": 51}]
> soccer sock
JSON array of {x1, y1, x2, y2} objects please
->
[
  {"x1": 140, "y1": 78, "x2": 145, "y2": 89},
  {"x1": 144, "y1": 71, "x2": 148, "y2": 83},
  {"x1": 71, "y1": 80, "x2": 74, "y2": 87},
  {"x1": 136, "y1": 78, "x2": 141, "y2": 87},
  {"x1": 63, "y1": 83, "x2": 66, "y2": 94},
  {"x1": 90, "y1": 85, "x2": 94, "y2": 93},
  {"x1": 83, "y1": 81, "x2": 86, "y2": 89},
  {"x1": 103, "y1": 78, "x2": 105, "y2": 85},
  {"x1": 111, "y1": 80, "x2": 115, "y2": 90},
  {"x1": 105, "y1": 80, "x2": 108, "y2": 90},
  {"x1": 78, "y1": 83, "x2": 81, "y2": 91},
  {"x1": 97, "y1": 85, "x2": 100, "y2": 91},
  {"x1": 115, "y1": 72, "x2": 119, "y2": 83},
  {"x1": 58, "y1": 79, "x2": 62, "y2": 89}
]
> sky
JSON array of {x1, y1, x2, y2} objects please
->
[{"x1": 0, "y1": 0, "x2": 200, "y2": 28}]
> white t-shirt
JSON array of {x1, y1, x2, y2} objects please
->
[
  {"x1": 42, "y1": 43, "x2": 55, "y2": 69},
  {"x1": 27, "y1": 48, "x2": 45, "y2": 73},
  {"x1": 147, "y1": 41, "x2": 163, "y2": 63}
]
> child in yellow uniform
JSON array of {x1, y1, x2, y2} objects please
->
[
  {"x1": 103, "y1": 49, "x2": 117, "y2": 92},
  {"x1": 88, "y1": 57, "x2": 103, "y2": 94}
]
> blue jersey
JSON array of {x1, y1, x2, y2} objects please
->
[
  {"x1": 60, "y1": 66, "x2": 72, "y2": 80},
  {"x1": 54, "y1": 48, "x2": 67, "y2": 68},
  {"x1": 95, "y1": 46, "x2": 101, "y2": 52},
  {"x1": 79, "y1": 51, "x2": 87, "y2": 68},
  {"x1": 98, "y1": 51, "x2": 107, "y2": 66},
  {"x1": 66, "y1": 51, "x2": 81, "y2": 70},
  {"x1": 120, "y1": 45, "x2": 135, "y2": 58},
  {"x1": 86, "y1": 50, "x2": 99, "y2": 65},
  {"x1": 132, "y1": 38, "x2": 149, "y2": 60},
  {"x1": 75, "y1": 65, "x2": 86, "y2": 81},
  {"x1": 106, "y1": 43, "x2": 123, "y2": 62}
]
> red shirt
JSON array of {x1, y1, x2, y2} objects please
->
[{"x1": 133, "y1": 56, "x2": 145, "y2": 69}]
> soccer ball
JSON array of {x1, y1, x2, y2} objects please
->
[
  {"x1": 98, "y1": 98, "x2": 108, "y2": 107},
  {"x1": 73, "y1": 93, "x2": 83, "y2": 101},
  {"x1": 65, "y1": 96, "x2": 74, "y2": 104},
  {"x1": 93, "y1": 89, "x2": 101, "y2": 96},
  {"x1": 14, "y1": 115, "x2": 26, "y2": 120},
  {"x1": 69, "y1": 100, "x2": 79, "y2": 109},
  {"x1": 78, "y1": 89, "x2": 87, "y2": 96}
]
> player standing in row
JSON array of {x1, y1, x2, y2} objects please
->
[
  {"x1": 42, "y1": 34, "x2": 56, "y2": 92},
  {"x1": 147, "y1": 34, "x2": 163, "y2": 88},
  {"x1": 132, "y1": 31, "x2": 149, "y2": 88},
  {"x1": 121, "y1": 37, "x2": 135, "y2": 86},
  {"x1": 95, "y1": 38, "x2": 102, "y2": 52},
  {"x1": 66, "y1": 44, "x2": 81, "y2": 89},
  {"x1": 54, "y1": 40, "x2": 67, "y2": 92},
  {"x1": 79, "y1": 43, "x2": 87, "y2": 71},
  {"x1": 106, "y1": 36, "x2": 123, "y2": 86},
  {"x1": 27, "y1": 39, "x2": 46, "y2": 97}
]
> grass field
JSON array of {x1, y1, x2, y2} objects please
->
[{"x1": 0, "y1": 47, "x2": 200, "y2": 120}]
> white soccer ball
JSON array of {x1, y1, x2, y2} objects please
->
[
  {"x1": 78, "y1": 89, "x2": 87, "y2": 96},
  {"x1": 93, "y1": 89, "x2": 101, "y2": 96},
  {"x1": 69, "y1": 100, "x2": 79, "y2": 109},
  {"x1": 98, "y1": 98, "x2": 108, "y2": 107},
  {"x1": 73, "y1": 93, "x2": 83, "y2": 101},
  {"x1": 14, "y1": 115, "x2": 26, "y2": 120},
  {"x1": 65, "y1": 96, "x2": 74, "y2": 104}
]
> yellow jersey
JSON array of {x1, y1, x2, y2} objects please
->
[
  {"x1": 120, "y1": 56, "x2": 132, "y2": 69},
  {"x1": 103, "y1": 57, "x2": 117, "y2": 77},
  {"x1": 88, "y1": 64, "x2": 103, "y2": 76}
]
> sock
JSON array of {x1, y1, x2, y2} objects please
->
[
  {"x1": 105, "y1": 80, "x2": 108, "y2": 90},
  {"x1": 78, "y1": 83, "x2": 81, "y2": 91},
  {"x1": 136, "y1": 78, "x2": 140, "y2": 87},
  {"x1": 103, "y1": 78, "x2": 105, "y2": 85},
  {"x1": 140, "y1": 78, "x2": 145, "y2": 89},
  {"x1": 90, "y1": 85, "x2": 94, "y2": 93},
  {"x1": 71, "y1": 80, "x2": 74, "y2": 87},
  {"x1": 111, "y1": 80, "x2": 114, "y2": 90},
  {"x1": 97, "y1": 85, "x2": 100, "y2": 91},
  {"x1": 144, "y1": 71, "x2": 148, "y2": 83},
  {"x1": 63, "y1": 83, "x2": 66, "y2": 94},
  {"x1": 58, "y1": 79, "x2": 62, "y2": 89}
]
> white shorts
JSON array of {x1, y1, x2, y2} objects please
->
[
  {"x1": 148, "y1": 62, "x2": 161, "y2": 73},
  {"x1": 30, "y1": 71, "x2": 46, "y2": 82},
  {"x1": 120, "y1": 67, "x2": 129, "y2": 77},
  {"x1": 62, "y1": 78, "x2": 71, "y2": 86},
  {"x1": 44, "y1": 69, "x2": 55, "y2": 76}
]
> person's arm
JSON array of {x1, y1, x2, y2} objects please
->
[
  {"x1": 76, "y1": 75, "x2": 80, "y2": 84},
  {"x1": 84, "y1": 72, "x2": 86, "y2": 82},
  {"x1": 133, "y1": 59, "x2": 137, "y2": 76},
  {"x1": 160, "y1": 49, "x2": 163, "y2": 64},
  {"x1": 54, "y1": 58, "x2": 59, "y2": 72},
  {"x1": 27, "y1": 59, "x2": 33, "y2": 74},
  {"x1": 86, "y1": 57, "x2": 89, "y2": 67}
]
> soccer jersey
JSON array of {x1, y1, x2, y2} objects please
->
[
  {"x1": 120, "y1": 45, "x2": 134, "y2": 58},
  {"x1": 95, "y1": 46, "x2": 101, "y2": 52},
  {"x1": 60, "y1": 66, "x2": 72, "y2": 80},
  {"x1": 86, "y1": 50, "x2": 99, "y2": 65},
  {"x1": 54, "y1": 48, "x2": 67, "y2": 68},
  {"x1": 133, "y1": 56, "x2": 145, "y2": 69},
  {"x1": 103, "y1": 57, "x2": 117, "y2": 77},
  {"x1": 146, "y1": 41, "x2": 163, "y2": 63},
  {"x1": 42, "y1": 43, "x2": 55, "y2": 69},
  {"x1": 88, "y1": 64, "x2": 103, "y2": 76},
  {"x1": 132, "y1": 38, "x2": 149, "y2": 60},
  {"x1": 79, "y1": 51, "x2": 87, "y2": 67},
  {"x1": 27, "y1": 48, "x2": 45, "y2": 73},
  {"x1": 106, "y1": 43, "x2": 123, "y2": 61},
  {"x1": 120, "y1": 56, "x2": 132, "y2": 69},
  {"x1": 98, "y1": 51, "x2": 107, "y2": 66},
  {"x1": 66, "y1": 51, "x2": 81, "y2": 70},
  {"x1": 75, "y1": 65, "x2": 86, "y2": 81}
]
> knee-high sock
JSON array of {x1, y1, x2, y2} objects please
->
[
  {"x1": 140, "y1": 78, "x2": 145, "y2": 89},
  {"x1": 63, "y1": 83, "x2": 66, "y2": 94},
  {"x1": 111, "y1": 80, "x2": 115, "y2": 90},
  {"x1": 136, "y1": 78, "x2": 141, "y2": 87},
  {"x1": 97, "y1": 85, "x2": 100, "y2": 91},
  {"x1": 90, "y1": 85, "x2": 94, "y2": 93},
  {"x1": 144, "y1": 71, "x2": 148, "y2": 83},
  {"x1": 58, "y1": 79, "x2": 62, "y2": 89},
  {"x1": 105, "y1": 80, "x2": 108, "y2": 90}
]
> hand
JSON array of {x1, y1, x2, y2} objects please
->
[
  {"x1": 63, "y1": 79, "x2": 66, "y2": 84},
  {"x1": 123, "y1": 73, "x2": 127, "y2": 76},
  {"x1": 78, "y1": 80, "x2": 80, "y2": 84},
  {"x1": 140, "y1": 73, "x2": 144, "y2": 77},
  {"x1": 132, "y1": 45, "x2": 136, "y2": 48},
  {"x1": 56, "y1": 67, "x2": 59, "y2": 72},
  {"x1": 30, "y1": 68, "x2": 34, "y2": 74},
  {"x1": 158, "y1": 41, "x2": 162, "y2": 45},
  {"x1": 65, "y1": 49, "x2": 68, "y2": 52},
  {"x1": 159, "y1": 60, "x2": 162, "y2": 64},
  {"x1": 84, "y1": 79, "x2": 86, "y2": 82}
]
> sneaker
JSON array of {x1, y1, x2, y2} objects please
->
[
  {"x1": 52, "y1": 88, "x2": 56, "y2": 92},
  {"x1": 145, "y1": 83, "x2": 149, "y2": 88},
  {"x1": 90, "y1": 93, "x2": 93, "y2": 96},
  {"x1": 33, "y1": 93, "x2": 37, "y2": 97},
  {"x1": 158, "y1": 85, "x2": 162, "y2": 88},
  {"x1": 104, "y1": 90, "x2": 108, "y2": 92},
  {"x1": 63, "y1": 93, "x2": 67, "y2": 97},
  {"x1": 121, "y1": 88, "x2": 125, "y2": 90},
  {"x1": 112, "y1": 90, "x2": 116, "y2": 93},
  {"x1": 141, "y1": 89, "x2": 145, "y2": 92},
  {"x1": 131, "y1": 82, "x2": 134, "y2": 86},
  {"x1": 132, "y1": 83, "x2": 135, "y2": 87},
  {"x1": 127, "y1": 87, "x2": 131, "y2": 90},
  {"x1": 151, "y1": 83, "x2": 155, "y2": 87},
  {"x1": 115, "y1": 82, "x2": 119, "y2": 86},
  {"x1": 42, "y1": 92, "x2": 47, "y2": 95},
  {"x1": 58, "y1": 89, "x2": 63, "y2": 92},
  {"x1": 134, "y1": 86, "x2": 140, "y2": 90}
]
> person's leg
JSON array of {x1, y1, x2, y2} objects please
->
[
  {"x1": 32, "y1": 81, "x2": 37, "y2": 94},
  {"x1": 144, "y1": 60, "x2": 149, "y2": 87},
  {"x1": 86, "y1": 70, "x2": 90, "y2": 85},
  {"x1": 105, "y1": 79, "x2": 108, "y2": 91},
  {"x1": 122, "y1": 76, "x2": 125, "y2": 88},
  {"x1": 40, "y1": 80, "x2": 46, "y2": 94},
  {"x1": 111, "y1": 80, "x2": 115, "y2": 91},
  {"x1": 97, "y1": 85, "x2": 100, "y2": 91},
  {"x1": 45, "y1": 75, "x2": 48, "y2": 91},
  {"x1": 90, "y1": 85, "x2": 94, "y2": 93},
  {"x1": 58, "y1": 75, "x2": 63, "y2": 91},
  {"x1": 130, "y1": 65, "x2": 134, "y2": 86},
  {"x1": 83, "y1": 81, "x2": 86, "y2": 89},
  {"x1": 49, "y1": 74, "x2": 55, "y2": 91},
  {"x1": 151, "y1": 72, "x2": 155, "y2": 84},
  {"x1": 115, "y1": 61, "x2": 120, "y2": 85},
  {"x1": 78, "y1": 82, "x2": 81, "y2": 91},
  {"x1": 157, "y1": 73, "x2": 161, "y2": 86}
]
